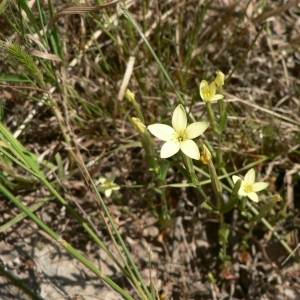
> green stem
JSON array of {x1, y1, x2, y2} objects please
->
[
  {"x1": 157, "y1": 181, "x2": 169, "y2": 220},
  {"x1": 220, "y1": 213, "x2": 226, "y2": 258},
  {"x1": 206, "y1": 102, "x2": 215, "y2": 125},
  {"x1": 217, "y1": 134, "x2": 222, "y2": 167},
  {"x1": 181, "y1": 152, "x2": 210, "y2": 202},
  {"x1": 84, "y1": 168, "x2": 154, "y2": 300}
]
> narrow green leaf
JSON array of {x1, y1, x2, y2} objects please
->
[
  {"x1": 159, "y1": 160, "x2": 170, "y2": 181},
  {"x1": 18, "y1": 0, "x2": 42, "y2": 39},
  {"x1": 0, "y1": 0, "x2": 8, "y2": 14},
  {"x1": 0, "y1": 200, "x2": 50, "y2": 233},
  {"x1": 0, "y1": 73, "x2": 30, "y2": 82},
  {"x1": 220, "y1": 179, "x2": 242, "y2": 213}
]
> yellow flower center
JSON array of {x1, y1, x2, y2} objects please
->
[
  {"x1": 243, "y1": 183, "x2": 253, "y2": 193},
  {"x1": 201, "y1": 86, "x2": 215, "y2": 101},
  {"x1": 203, "y1": 91, "x2": 213, "y2": 100},
  {"x1": 105, "y1": 182, "x2": 114, "y2": 189},
  {"x1": 174, "y1": 131, "x2": 186, "y2": 143}
]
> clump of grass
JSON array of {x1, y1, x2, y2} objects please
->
[{"x1": 1, "y1": 40, "x2": 45, "y2": 87}]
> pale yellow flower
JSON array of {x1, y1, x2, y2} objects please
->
[
  {"x1": 200, "y1": 71, "x2": 225, "y2": 102},
  {"x1": 148, "y1": 104, "x2": 209, "y2": 160},
  {"x1": 232, "y1": 168, "x2": 269, "y2": 203},
  {"x1": 199, "y1": 80, "x2": 224, "y2": 102},
  {"x1": 98, "y1": 175, "x2": 120, "y2": 197}
]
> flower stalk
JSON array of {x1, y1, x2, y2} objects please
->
[
  {"x1": 131, "y1": 117, "x2": 158, "y2": 173},
  {"x1": 128, "y1": 91, "x2": 171, "y2": 219},
  {"x1": 126, "y1": 89, "x2": 144, "y2": 122},
  {"x1": 202, "y1": 145, "x2": 222, "y2": 206},
  {"x1": 199, "y1": 71, "x2": 226, "y2": 136}
]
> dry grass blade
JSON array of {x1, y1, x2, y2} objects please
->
[
  {"x1": 31, "y1": 49, "x2": 62, "y2": 62},
  {"x1": 118, "y1": 56, "x2": 135, "y2": 101},
  {"x1": 252, "y1": 0, "x2": 300, "y2": 24},
  {"x1": 227, "y1": 95, "x2": 300, "y2": 126},
  {"x1": 46, "y1": 0, "x2": 120, "y2": 30}
]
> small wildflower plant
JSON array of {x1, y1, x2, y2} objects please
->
[
  {"x1": 126, "y1": 71, "x2": 284, "y2": 270},
  {"x1": 147, "y1": 104, "x2": 209, "y2": 160},
  {"x1": 97, "y1": 175, "x2": 120, "y2": 197}
]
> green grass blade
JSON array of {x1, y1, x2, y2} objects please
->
[{"x1": 0, "y1": 184, "x2": 135, "y2": 300}]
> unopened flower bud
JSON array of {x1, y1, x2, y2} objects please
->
[
  {"x1": 132, "y1": 117, "x2": 146, "y2": 133},
  {"x1": 272, "y1": 194, "x2": 281, "y2": 203},
  {"x1": 202, "y1": 145, "x2": 222, "y2": 200},
  {"x1": 201, "y1": 145, "x2": 212, "y2": 164},
  {"x1": 125, "y1": 89, "x2": 135, "y2": 102},
  {"x1": 214, "y1": 71, "x2": 225, "y2": 87}
]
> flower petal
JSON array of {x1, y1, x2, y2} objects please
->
[
  {"x1": 244, "y1": 168, "x2": 255, "y2": 184},
  {"x1": 98, "y1": 186, "x2": 106, "y2": 192},
  {"x1": 172, "y1": 104, "x2": 187, "y2": 133},
  {"x1": 105, "y1": 189, "x2": 112, "y2": 197},
  {"x1": 211, "y1": 94, "x2": 224, "y2": 101},
  {"x1": 232, "y1": 175, "x2": 242, "y2": 184},
  {"x1": 180, "y1": 140, "x2": 200, "y2": 160},
  {"x1": 199, "y1": 80, "x2": 208, "y2": 100},
  {"x1": 238, "y1": 185, "x2": 247, "y2": 196},
  {"x1": 148, "y1": 124, "x2": 174, "y2": 141},
  {"x1": 252, "y1": 182, "x2": 269, "y2": 192},
  {"x1": 209, "y1": 81, "x2": 216, "y2": 94},
  {"x1": 160, "y1": 141, "x2": 180, "y2": 158},
  {"x1": 99, "y1": 177, "x2": 106, "y2": 184},
  {"x1": 185, "y1": 122, "x2": 209, "y2": 139},
  {"x1": 247, "y1": 192, "x2": 259, "y2": 203},
  {"x1": 112, "y1": 185, "x2": 121, "y2": 191}
]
